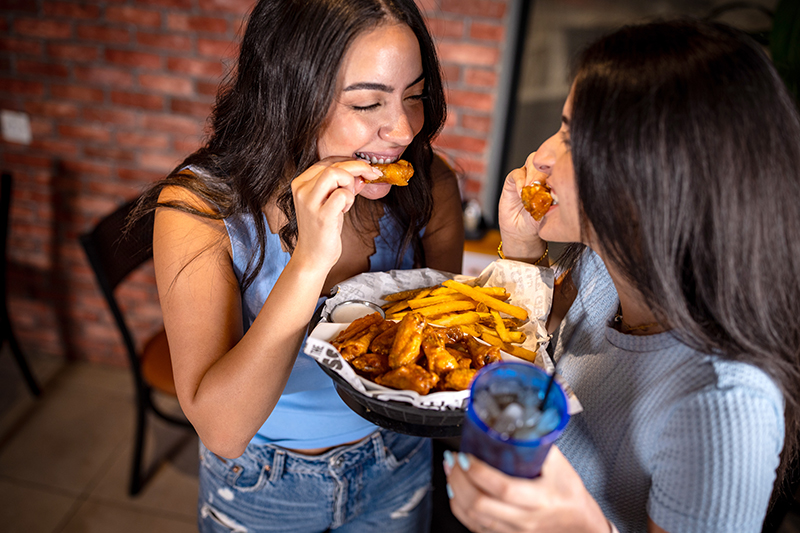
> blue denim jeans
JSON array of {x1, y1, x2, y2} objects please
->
[{"x1": 197, "y1": 429, "x2": 432, "y2": 533}]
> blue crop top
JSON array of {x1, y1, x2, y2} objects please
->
[{"x1": 224, "y1": 210, "x2": 416, "y2": 449}]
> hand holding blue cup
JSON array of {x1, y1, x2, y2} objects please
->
[{"x1": 460, "y1": 362, "x2": 570, "y2": 478}]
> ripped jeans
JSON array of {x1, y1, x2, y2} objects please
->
[{"x1": 197, "y1": 429, "x2": 432, "y2": 533}]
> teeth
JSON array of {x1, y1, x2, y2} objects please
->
[{"x1": 355, "y1": 152, "x2": 398, "y2": 165}]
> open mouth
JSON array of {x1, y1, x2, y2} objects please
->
[{"x1": 355, "y1": 152, "x2": 400, "y2": 165}]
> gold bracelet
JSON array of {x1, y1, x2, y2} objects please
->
[{"x1": 497, "y1": 240, "x2": 548, "y2": 266}]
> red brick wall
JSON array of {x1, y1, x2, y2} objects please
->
[{"x1": 0, "y1": 0, "x2": 512, "y2": 365}]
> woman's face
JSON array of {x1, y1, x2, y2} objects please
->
[
  {"x1": 318, "y1": 22, "x2": 426, "y2": 201},
  {"x1": 533, "y1": 85, "x2": 586, "y2": 244}
]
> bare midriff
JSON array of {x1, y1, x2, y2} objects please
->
[{"x1": 285, "y1": 437, "x2": 366, "y2": 456}]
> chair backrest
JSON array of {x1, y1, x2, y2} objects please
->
[{"x1": 80, "y1": 198, "x2": 154, "y2": 371}]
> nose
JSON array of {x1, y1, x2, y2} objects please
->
[
  {"x1": 532, "y1": 133, "x2": 558, "y2": 176},
  {"x1": 380, "y1": 110, "x2": 415, "y2": 145}
]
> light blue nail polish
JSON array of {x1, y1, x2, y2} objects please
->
[
  {"x1": 457, "y1": 452, "x2": 471, "y2": 471},
  {"x1": 443, "y1": 450, "x2": 455, "y2": 470},
  {"x1": 446, "y1": 483, "x2": 454, "y2": 499}
]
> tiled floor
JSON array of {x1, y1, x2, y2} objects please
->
[
  {"x1": 2, "y1": 343, "x2": 800, "y2": 533},
  {"x1": 0, "y1": 346, "x2": 199, "y2": 533}
]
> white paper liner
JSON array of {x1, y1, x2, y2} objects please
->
[{"x1": 303, "y1": 260, "x2": 582, "y2": 414}]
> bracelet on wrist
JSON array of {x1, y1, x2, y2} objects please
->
[{"x1": 497, "y1": 240, "x2": 548, "y2": 266}]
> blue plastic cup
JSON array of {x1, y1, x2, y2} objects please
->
[{"x1": 460, "y1": 362, "x2": 570, "y2": 478}]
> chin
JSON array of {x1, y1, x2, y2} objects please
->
[{"x1": 358, "y1": 183, "x2": 392, "y2": 200}]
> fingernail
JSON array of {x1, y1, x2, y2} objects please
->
[
  {"x1": 443, "y1": 450, "x2": 455, "y2": 471},
  {"x1": 457, "y1": 453, "x2": 471, "y2": 471},
  {"x1": 446, "y1": 483, "x2": 454, "y2": 499}
]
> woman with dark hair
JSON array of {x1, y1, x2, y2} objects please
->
[
  {"x1": 139, "y1": 0, "x2": 464, "y2": 531},
  {"x1": 445, "y1": 19, "x2": 800, "y2": 533}
]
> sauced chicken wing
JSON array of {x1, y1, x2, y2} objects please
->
[
  {"x1": 463, "y1": 336, "x2": 503, "y2": 369},
  {"x1": 337, "y1": 321, "x2": 392, "y2": 362},
  {"x1": 441, "y1": 368, "x2": 478, "y2": 391},
  {"x1": 350, "y1": 352, "x2": 390, "y2": 376},
  {"x1": 375, "y1": 364, "x2": 439, "y2": 395},
  {"x1": 421, "y1": 327, "x2": 460, "y2": 375},
  {"x1": 371, "y1": 159, "x2": 414, "y2": 186},
  {"x1": 332, "y1": 312, "x2": 383, "y2": 346},
  {"x1": 388, "y1": 312, "x2": 427, "y2": 368},
  {"x1": 520, "y1": 182, "x2": 553, "y2": 221},
  {"x1": 368, "y1": 321, "x2": 399, "y2": 356}
]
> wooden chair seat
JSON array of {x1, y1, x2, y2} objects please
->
[{"x1": 140, "y1": 328, "x2": 177, "y2": 397}]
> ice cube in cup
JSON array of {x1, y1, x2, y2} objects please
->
[{"x1": 460, "y1": 362, "x2": 570, "y2": 478}]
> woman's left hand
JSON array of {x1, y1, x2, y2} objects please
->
[{"x1": 445, "y1": 446, "x2": 610, "y2": 533}]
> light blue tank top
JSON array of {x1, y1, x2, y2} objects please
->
[{"x1": 224, "y1": 210, "x2": 416, "y2": 449}]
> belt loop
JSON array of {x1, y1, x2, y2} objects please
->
[
  {"x1": 372, "y1": 430, "x2": 386, "y2": 463},
  {"x1": 269, "y1": 449, "x2": 285, "y2": 482}
]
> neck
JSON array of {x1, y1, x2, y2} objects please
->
[{"x1": 596, "y1": 250, "x2": 665, "y2": 335}]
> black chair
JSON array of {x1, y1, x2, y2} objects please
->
[
  {"x1": 1, "y1": 172, "x2": 40, "y2": 397},
  {"x1": 80, "y1": 197, "x2": 193, "y2": 496}
]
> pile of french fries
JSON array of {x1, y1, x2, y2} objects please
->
[{"x1": 382, "y1": 279, "x2": 539, "y2": 362}]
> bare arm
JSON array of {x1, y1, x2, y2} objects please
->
[
  {"x1": 421, "y1": 154, "x2": 465, "y2": 274},
  {"x1": 155, "y1": 159, "x2": 379, "y2": 459}
]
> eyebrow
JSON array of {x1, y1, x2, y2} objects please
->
[{"x1": 343, "y1": 72, "x2": 425, "y2": 93}]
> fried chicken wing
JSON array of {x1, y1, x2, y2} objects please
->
[
  {"x1": 422, "y1": 327, "x2": 460, "y2": 375},
  {"x1": 374, "y1": 364, "x2": 439, "y2": 395},
  {"x1": 337, "y1": 321, "x2": 392, "y2": 362},
  {"x1": 368, "y1": 321, "x2": 399, "y2": 356},
  {"x1": 520, "y1": 182, "x2": 553, "y2": 221},
  {"x1": 350, "y1": 352, "x2": 390, "y2": 376},
  {"x1": 441, "y1": 368, "x2": 478, "y2": 391},
  {"x1": 463, "y1": 336, "x2": 503, "y2": 369},
  {"x1": 371, "y1": 159, "x2": 414, "y2": 186},
  {"x1": 332, "y1": 312, "x2": 384, "y2": 346},
  {"x1": 388, "y1": 312, "x2": 426, "y2": 368}
]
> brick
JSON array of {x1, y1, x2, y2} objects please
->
[
  {"x1": 441, "y1": 0, "x2": 507, "y2": 19},
  {"x1": 441, "y1": 64, "x2": 461, "y2": 85},
  {"x1": 43, "y1": 1, "x2": 101, "y2": 19},
  {"x1": 116, "y1": 131, "x2": 170, "y2": 150},
  {"x1": 173, "y1": 138, "x2": 202, "y2": 154},
  {"x1": 76, "y1": 24, "x2": 131, "y2": 45},
  {"x1": 58, "y1": 158, "x2": 113, "y2": 177},
  {"x1": 142, "y1": 114, "x2": 203, "y2": 136},
  {"x1": 81, "y1": 107, "x2": 139, "y2": 125},
  {"x1": 138, "y1": 73, "x2": 193, "y2": 96},
  {"x1": 197, "y1": 0, "x2": 254, "y2": 14},
  {"x1": 167, "y1": 14, "x2": 228, "y2": 34},
  {"x1": 51, "y1": 83, "x2": 104, "y2": 102},
  {"x1": 437, "y1": 42, "x2": 500, "y2": 67},
  {"x1": 84, "y1": 145, "x2": 136, "y2": 163},
  {"x1": 111, "y1": 90, "x2": 164, "y2": 110},
  {"x1": 171, "y1": 98, "x2": 213, "y2": 118},
  {"x1": 197, "y1": 80, "x2": 219, "y2": 96},
  {"x1": 47, "y1": 43, "x2": 100, "y2": 62},
  {"x1": 139, "y1": 151, "x2": 183, "y2": 172},
  {"x1": 167, "y1": 56, "x2": 224, "y2": 78},
  {"x1": 464, "y1": 67, "x2": 497, "y2": 88},
  {"x1": 0, "y1": 77, "x2": 45, "y2": 96},
  {"x1": 58, "y1": 124, "x2": 111, "y2": 143},
  {"x1": 0, "y1": 37, "x2": 43, "y2": 56},
  {"x1": 2, "y1": 153, "x2": 53, "y2": 169},
  {"x1": 105, "y1": 49, "x2": 162, "y2": 70},
  {"x1": 29, "y1": 117, "x2": 54, "y2": 137},
  {"x1": 461, "y1": 112, "x2": 492, "y2": 133},
  {"x1": 134, "y1": 0, "x2": 193, "y2": 9},
  {"x1": 136, "y1": 31, "x2": 192, "y2": 52},
  {"x1": 426, "y1": 17, "x2": 465, "y2": 40},
  {"x1": 1, "y1": 0, "x2": 38, "y2": 12},
  {"x1": 435, "y1": 132, "x2": 487, "y2": 153},
  {"x1": 14, "y1": 18, "x2": 73, "y2": 40},
  {"x1": 29, "y1": 138, "x2": 80, "y2": 157},
  {"x1": 24, "y1": 100, "x2": 80, "y2": 119},
  {"x1": 470, "y1": 21, "x2": 504, "y2": 42},
  {"x1": 416, "y1": 0, "x2": 439, "y2": 14},
  {"x1": 117, "y1": 166, "x2": 169, "y2": 183},
  {"x1": 16, "y1": 60, "x2": 70, "y2": 78},
  {"x1": 105, "y1": 6, "x2": 161, "y2": 27},
  {"x1": 447, "y1": 88, "x2": 494, "y2": 112},
  {"x1": 75, "y1": 65, "x2": 133, "y2": 88},
  {"x1": 197, "y1": 37, "x2": 238, "y2": 59}
]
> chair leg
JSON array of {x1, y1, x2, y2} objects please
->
[
  {"x1": 129, "y1": 396, "x2": 148, "y2": 496},
  {"x1": 4, "y1": 315, "x2": 40, "y2": 396}
]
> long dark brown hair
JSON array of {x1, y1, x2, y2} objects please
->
[
  {"x1": 133, "y1": 0, "x2": 446, "y2": 290},
  {"x1": 570, "y1": 19, "x2": 800, "y2": 497}
]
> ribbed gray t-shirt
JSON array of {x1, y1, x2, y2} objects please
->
[{"x1": 553, "y1": 251, "x2": 784, "y2": 532}]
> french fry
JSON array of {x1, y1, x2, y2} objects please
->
[
  {"x1": 414, "y1": 300, "x2": 476, "y2": 317},
  {"x1": 481, "y1": 331, "x2": 539, "y2": 362},
  {"x1": 407, "y1": 294, "x2": 470, "y2": 309},
  {"x1": 429, "y1": 311, "x2": 481, "y2": 327},
  {"x1": 490, "y1": 310, "x2": 512, "y2": 343},
  {"x1": 383, "y1": 286, "x2": 436, "y2": 301},
  {"x1": 442, "y1": 280, "x2": 528, "y2": 320},
  {"x1": 383, "y1": 300, "x2": 410, "y2": 315}
]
